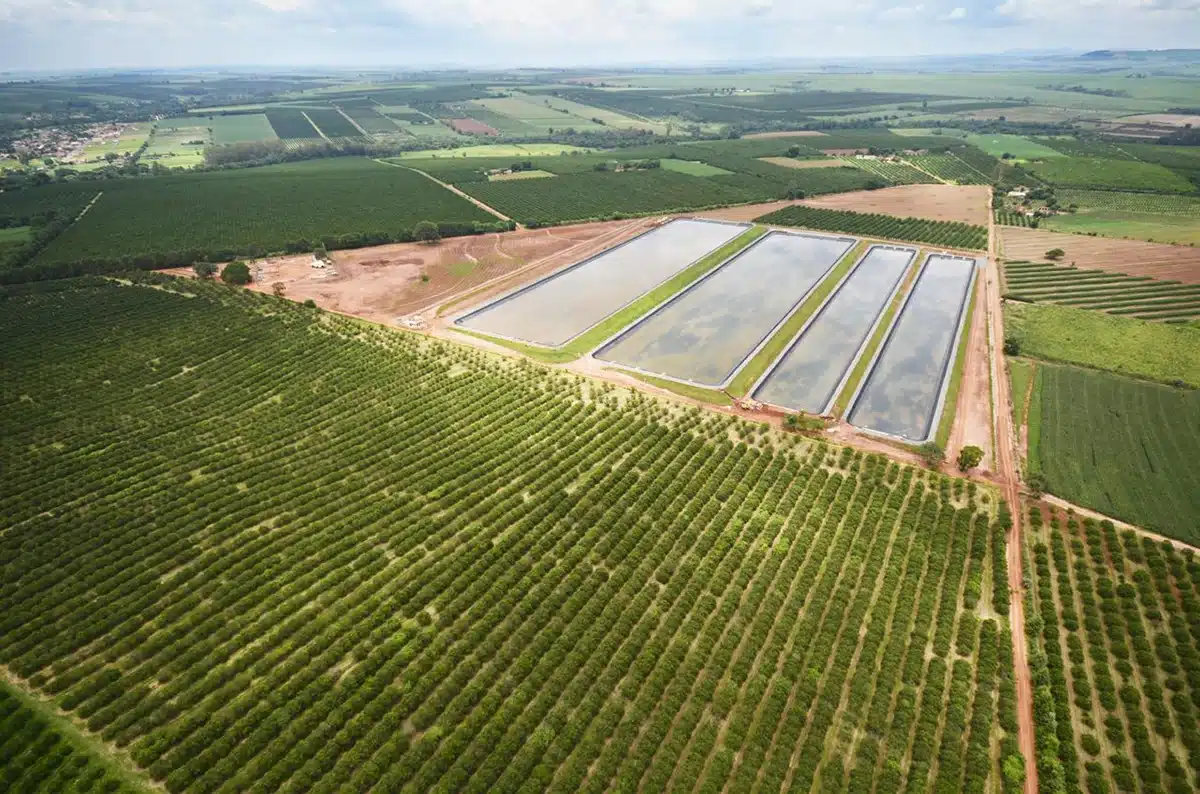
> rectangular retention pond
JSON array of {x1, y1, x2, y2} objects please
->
[
  {"x1": 454, "y1": 218, "x2": 748, "y2": 348},
  {"x1": 593, "y1": 230, "x2": 856, "y2": 387},
  {"x1": 846, "y1": 253, "x2": 979, "y2": 442},
  {"x1": 752, "y1": 244, "x2": 916, "y2": 414}
]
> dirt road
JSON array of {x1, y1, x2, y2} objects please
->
[
  {"x1": 375, "y1": 159, "x2": 519, "y2": 225},
  {"x1": 987, "y1": 189, "x2": 1038, "y2": 794},
  {"x1": 947, "y1": 275, "x2": 994, "y2": 474}
]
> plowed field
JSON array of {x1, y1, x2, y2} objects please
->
[{"x1": 999, "y1": 227, "x2": 1200, "y2": 284}]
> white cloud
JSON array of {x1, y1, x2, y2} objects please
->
[
  {"x1": 257, "y1": 0, "x2": 312, "y2": 10},
  {"x1": 880, "y1": 3, "x2": 926, "y2": 19},
  {"x1": 944, "y1": 6, "x2": 967, "y2": 19}
]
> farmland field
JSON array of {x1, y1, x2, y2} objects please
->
[
  {"x1": 264, "y1": 108, "x2": 321, "y2": 139},
  {"x1": 847, "y1": 254, "x2": 977, "y2": 442},
  {"x1": 964, "y1": 133, "x2": 1063, "y2": 160},
  {"x1": 304, "y1": 108, "x2": 363, "y2": 139},
  {"x1": 27, "y1": 159, "x2": 496, "y2": 270},
  {"x1": 0, "y1": 681, "x2": 148, "y2": 793},
  {"x1": 1041, "y1": 210, "x2": 1200, "y2": 246},
  {"x1": 1023, "y1": 157, "x2": 1195, "y2": 193},
  {"x1": 660, "y1": 159, "x2": 733, "y2": 176},
  {"x1": 906, "y1": 154, "x2": 990, "y2": 185},
  {"x1": 999, "y1": 227, "x2": 1200, "y2": 283},
  {"x1": 339, "y1": 106, "x2": 399, "y2": 134},
  {"x1": 1025, "y1": 507, "x2": 1200, "y2": 794},
  {"x1": 1003, "y1": 261, "x2": 1200, "y2": 322},
  {"x1": 207, "y1": 114, "x2": 279, "y2": 144},
  {"x1": 758, "y1": 204, "x2": 988, "y2": 250},
  {"x1": 1005, "y1": 302, "x2": 1200, "y2": 387},
  {"x1": 1032, "y1": 363, "x2": 1200, "y2": 543},
  {"x1": 843, "y1": 158, "x2": 936, "y2": 185},
  {"x1": 0, "y1": 277, "x2": 1012, "y2": 794}
]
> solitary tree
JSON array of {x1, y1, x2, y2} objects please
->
[
  {"x1": 957, "y1": 445, "x2": 984, "y2": 472},
  {"x1": 414, "y1": 221, "x2": 441, "y2": 244},
  {"x1": 193, "y1": 261, "x2": 218, "y2": 280},
  {"x1": 1003, "y1": 335, "x2": 1021, "y2": 356},
  {"x1": 1026, "y1": 471, "x2": 1048, "y2": 498},
  {"x1": 272, "y1": 282, "x2": 286, "y2": 298},
  {"x1": 1045, "y1": 248, "x2": 1065, "y2": 260},
  {"x1": 221, "y1": 260, "x2": 252, "y2": 285}
]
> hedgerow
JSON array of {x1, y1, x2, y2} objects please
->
[
  {"x1": 757, "y1": 204, "x2": 987, "y2": 250},
  {"x1": 0, "y1": 278, "x2": 1009, "y2": 794}
]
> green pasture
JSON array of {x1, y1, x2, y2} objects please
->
[
  {"x1": 1042, "y1": 211, "x2": 1200, "y2": 246},
  {"x1": 964, "y1": 133, "x2": 1063, "y2": 160},
  {"x1": 659, "y1": 159, "x2": 732, "y2": 177}
]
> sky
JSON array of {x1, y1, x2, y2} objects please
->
[{"x1": 0, "y1": 0, "x2": 1197, "y2": 71}]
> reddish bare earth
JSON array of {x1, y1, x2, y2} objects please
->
[
  {"x1": 694, "y1": 200, "x2": 803, "y2": 223},
  {"x1": 449, "y1": 118, "x2": 498, "y2": 136},
  {"x1": 245, "y1": 219, "x2": 653, "y2": 323},
  {"x1": 743, "y1": 130, "x2": 828, "y2": 139},
  {"x1": 946, "y1": 276, "x2": 994, "y2": 475},
  {"x1": 759, "y1": 157, "x2": 843, "y2": 169},
  {"x1": 999, "y1": 227, "x2": 1200, "y2": 283},
  {"x1": 800, "y1": 184, "x2": 991, "y2": 226}
]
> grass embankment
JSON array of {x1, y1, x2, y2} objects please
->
[
  {"x1": 727, "y1": 240, "x2": 868, "y2": 398},
  {"x1": 1008, "y1": 358, "x2": 1034, "y2": 428},
  {"x1": 452, "y1": 225, "x2": 769, "y2": 365},
  {"x1": 1006, "y1": 302, "x2": 1200, "y2": 388},
  {"x1": 830, "y1": 251, "x2": 924, "y2": 417},
  {"x1": 934, "y1": 278, "x2": 980, "y2": 449},
  {"x1": 1025, "y1": 366, "x2": 1043, "y2": 474},
  {"x1": 618, "y1": 371, "x2": 733, "y2": 406},
  {"x1": 0, "y1": 678, "x2": 156, "y2": 793}
]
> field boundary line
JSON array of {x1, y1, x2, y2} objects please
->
[
  {"x1": 1, "y1": 670, "x2": 162, "y2": 793},
  {"x1": 900, "y1": 156, "x2": 952, "y2": 185},
  {"x1": 301, "y1": 110, "x2": 331, "y2": 142},
  {"x1": 335, "y1": 106, "x2": 370, "y2": 137},
  {"x1": 374, "y1": 158, "x2": 517, "y2": 225}
]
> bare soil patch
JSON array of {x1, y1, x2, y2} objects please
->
[
  {"x1": 759, "y1": 157, "x2": 842, "y2": 169},
  {"x1": 743, "y1": 130, "x2": 828, "y2": 139},
  {"x1": 999, "y1": 227, "x2": 1200, "y2": 284},
  {"x1": 800, "y1": 184, "x2": 990, "y2": 226},
  {"x1": 1117, "y1": 113, "x2": 1200, "y2": 128},
  {"x1": 245, "y1": 219, "x2": 651, "y2": 324},
  {"x1": 947, "y1": 277, "x2": 993, "y2": 474},
  {"x1": 449, "y1": 118, "x2": 498, "y2": 136},
  {"x1": 693, "y1": 200, "x2": 802, "y2": 223}
]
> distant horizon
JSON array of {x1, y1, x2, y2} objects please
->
[
  {"x1": 3, "y1": 0, "x2": 1199, "y2": 72},
  {"x1": 1, "y1": 48, "x2": 1197, "y2": 80}
]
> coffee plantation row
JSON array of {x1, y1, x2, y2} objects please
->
[
  {"x1": 1, "y1": 275, "x2": 1014, "y2": 794},
  {"x1": 757, "y1": 204, "x2": 989, "y2": 251},
  {"x1": 1025, "y1": 507, "x2": 1200, "y2": 794}
]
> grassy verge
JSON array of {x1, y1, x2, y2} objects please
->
[
  {"x1": 618, "y1": 370, "x2": 734, "y2": 406},
  {"x1": 727, "y1": 240, "x2": 868, "y2": 398},
  {"x1": 1009, "y1": 358, "x2": 1033, "y2": 427},
  {"x1": 0, "y1": 677, "x2": 157, "y2": 793},
  {"x1": 452, "y1": 225, "x2": 768, "y2": 365},
  {"x1": 831, "y1": 250, "x2": 923, "y2": 417},
  {"x1": 934, "y1": 276, "x2": 980, "y2": 449},
  {"x1": 1026, "y1": 365, "x2": 1043, "y2": 474}
]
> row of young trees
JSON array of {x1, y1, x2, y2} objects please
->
[{"x1": 1, "y1": 276, "x2": 1014, "y2": 794}]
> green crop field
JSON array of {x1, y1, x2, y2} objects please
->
[
  {"x1": 1005, "y1": 302, "x2": 1200, "y2": 387},
  {"x1": 0, "y1": 682, "x2": 149, "y2": 793},
  {"x1": 304, "y1": 108, "x2": 363, "y2": 139},
  {"x1": 1032, "y1": 363, "x2": 1200, "y2": 543},
  {"x1": 758, "y1": 205, "x2": 988, "y2": 250},
  {"x1": 659, "y1": 159, "x2": 732, "y2": 176},
  {"x1": 340, "y1": 106, "x2": 399, "y2": 134},
  {"x1": 0, "y1": 276, "x2": 1013, "y2": 794},
  {"x1": 844, "y1": 158, "x2": 936, "y2": 185},
  {"x1": 264, "y1": 108, "x2": 321, "y2": 140},
  {"x1": 207, "y1": 114, "x2": 280, "y2": 145},
  {"x1": 22, "y1": 159, "x2": 495, "y2": 272},
  {"x1": 1055, "y1": 190, "x2": 1200, "y2": 216},
  {"x1": 1024, "y1": 157, "x2": 1195, "y2": 193},
  {"x1": 1025, "y1": 508, "x2": 1200, "y2": 794},
  {"x1": 965, "y1": 134, "x2": 1063, "y2": 160},
  {"x1": 1042, "y1": 211, "x2": 1200, "y2": 246},
  {"x1": 907, "y1": 154, "x2": 990, "y2": 185},
  {"x1": 1003, "y1": 261, "x2": 1200, "y2": 322}
]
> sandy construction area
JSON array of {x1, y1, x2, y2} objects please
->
[
  {"x1": 999, "y1": 227, "x2": 1200, "y2": 284},
  {"x1": 800, "y1": 184, "x2": 990, "y2": 226},
  {"x1": 743, "y1": 130, "x2": 828, "y2": 139},
  {"x1": 245, "y1": 219, "x2": 654, "y2": 324},
  {"x1": 759, "y1": 157, "x2": 843, "y2": 169}
]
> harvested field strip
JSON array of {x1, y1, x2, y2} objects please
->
[
  {"x1": 1026, "y1": 508, "x2": 1200, "y2": 794},
  {"x1": 0, "y1": 278, "x2": 1010, "y2": 794}
]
